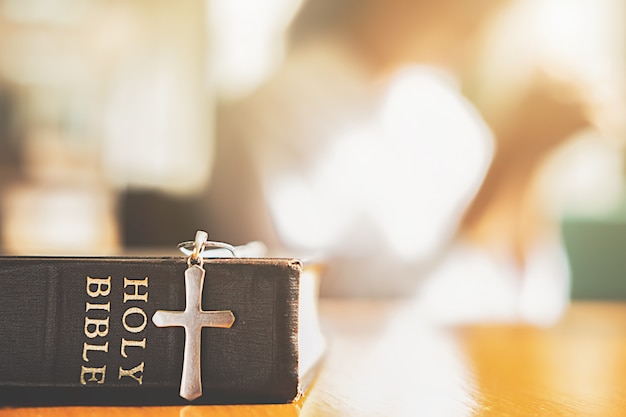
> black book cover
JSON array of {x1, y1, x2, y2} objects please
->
[{"x1": 0, "y1": 256, "x2": 302, "y2": 406}]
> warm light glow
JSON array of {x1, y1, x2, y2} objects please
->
[
  {"x1": 541, "y1": 133, "x2": 624, "y2": 217},
  {"x1": 208, "y1": 0, "x2": 302, "y2": 99},
  {"x1": 415, "y1": 240, "x2": 570, "y2": 326},
  {"x1": 103, "y1": 60, "x2": 212, "y2": 194},
  {"x1": 1, "y1": 185, "x2": 119, "y2": 255}
]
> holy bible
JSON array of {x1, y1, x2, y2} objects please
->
[{"x1": 0, "y1": 256, "x2": 325, "y2": 406}]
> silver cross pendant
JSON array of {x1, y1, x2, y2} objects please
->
[{"x1": 152, "y1": 232, "x2": 236, "y2": 401}]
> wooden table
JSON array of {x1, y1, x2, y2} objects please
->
[{"x1": 4, "y1": 301, "x2": 626, "y2": 416}]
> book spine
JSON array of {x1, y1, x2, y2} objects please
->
[{"x1": 0, "y1": 257, "x2": 300, "y2": 405}]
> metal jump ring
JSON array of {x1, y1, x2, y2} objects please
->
[{"x1": 178, "y1": 235, "x2": 240, "y2": 262}]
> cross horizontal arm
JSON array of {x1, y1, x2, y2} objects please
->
[
  {"x1": 199, "y1": 310, "x2": 235, "y2": 328},
  {"x1": 152, "y1": 310, "x2": 186, "y2": 328}
]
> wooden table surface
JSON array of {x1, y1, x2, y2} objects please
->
[{"x1": 3, "y1": 300, "x2": 626, "y2": 416}]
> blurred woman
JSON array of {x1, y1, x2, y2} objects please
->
[{"x1": 208, "y1": 0, "x2": 591, "y2": 324}]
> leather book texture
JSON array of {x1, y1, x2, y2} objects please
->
[{"x1": 0, "y1": 256, "x2": 303, "y2": 406}]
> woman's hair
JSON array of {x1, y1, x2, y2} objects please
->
[{"x1": 287, "y1": 0, "x2": 371, "y2": 48}]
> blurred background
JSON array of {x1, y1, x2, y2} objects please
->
[{"x1": 0, "y1": 0, "x2": 624, "y2": 299}]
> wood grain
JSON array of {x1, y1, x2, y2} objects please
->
[{"x1": 461, "y1": 302, "x2": 626, "y2": 417}]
